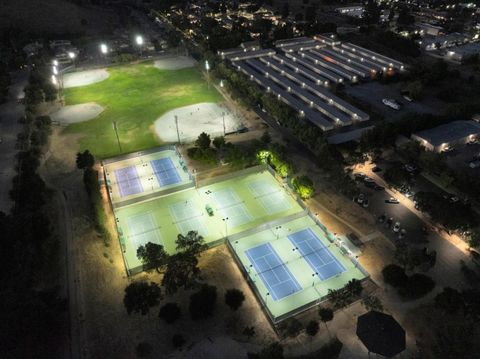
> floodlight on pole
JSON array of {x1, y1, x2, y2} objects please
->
[
  {"x1": 51, "y1": 75, "x2": 57, "y2": 85},
  {"x1": 205, "y1": 60, "x2": 210, "y2": 71},
  {"x1": 68, "y1": 52, "x2": 76, "y2": 59},
  {"x1": 52, "y1": 60, "x2": 58, "y2": 66},
  {"x1": 205, "y1": 60, "x2": 210, "y2": 90},
  {"x1": 135, "y1": 35, "x2": 144, "y2": 46},
  {"x1": 100, "y1": 43, "x2": 108, "y2": 54},
  {"x1": 220, "y1": 80, "x2": 224, "y2": 88}
]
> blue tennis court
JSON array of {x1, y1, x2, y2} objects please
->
[
  {"x1": 246, "y1": 243, "x2": 302, "y2": 301},
  {"x1": 288, "y1": 228, "x2": 346, "y2": 281},
  {"x1": 151, "y1": 158, "x2": 182, "y2": 187},
  {"x1": 114, "y1": 166, "x2": 143, "y2": 197}
]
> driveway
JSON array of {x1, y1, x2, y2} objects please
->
[{"x1": 0, "y1": 70, "x2": 28, "y2": 213}]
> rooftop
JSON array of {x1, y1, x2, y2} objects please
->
[{"x1": 412, "y1": 120, "x2": 480, "y2": 146}]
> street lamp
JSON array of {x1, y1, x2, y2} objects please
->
[
  {"x1": 205, "y1": 60, "x2": 210, "y2": 90},
  {"x1": 68, "y1": 52, "x2": 75, "y2": 59},
  {"x1": 100, "y1": 43, "x2": 108, "y2": 54},
  {"x1": 52, "y1": 60, "x2": 58, "y2": 66},
  {"x1": 135, "y1": 35, "x2": 144, "y2": 57}
]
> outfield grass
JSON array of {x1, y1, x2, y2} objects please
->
[{"x1": 63, "y1": 63, "x2": 222, "y2": 158}]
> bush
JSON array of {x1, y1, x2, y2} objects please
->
[
  {"x1": 224, "y1": 288, "x2": 245, "y2": 311},
  {"x1": 189, "y1": 284, "x2": 217, "y2": 320},
  {"x1": 382, "y1": 264, "x2": 408, "y2": 287},
  {"x1": 123, "y1": 281, "x2": 162, "y2": 315},
  {"x1": 398, "y1": 273, "x2": 435, "y2": 300},
  {"x1": 292, "y1": 175, "x2": 315, "y2": 199},
  {"x1": 187, "y1": 147, "x2": 217, "y2": 164},
  {"x1": 159, "y1": 302, "x2": 181, "y2": 324}
]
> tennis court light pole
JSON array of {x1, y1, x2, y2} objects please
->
[
  {"x1": 174, "y1": 115, "x2": 181, "y2": 144},
  {"x1": 205, "y1": 60, "x2": 210, "y2": 90},
  {"x1": 112, "y1": 121, "x2": 122, "y2": 153},
  {"x1": 222, "y1": 217, "x2": 229, "y2": 238}
]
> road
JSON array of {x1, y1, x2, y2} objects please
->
[{"x1": 0, "y1": 70, "x2": 28, "y2": 213}]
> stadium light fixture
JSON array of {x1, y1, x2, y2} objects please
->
[
  {"x1": 205, "y1": 60, "x2": 210, "y2": 71},
  {"x1": 135, "y1": 35, "x2": 144, "y2": 46},
  {"x1": 100, "y1": 43, "x2": 108, "y2": 54},
  {"x1": 52, "y1": 60, "x2": 58, "y2": 66},
  {"x1": 68, "y1": 52, "x2": 76, "y2": 59}
]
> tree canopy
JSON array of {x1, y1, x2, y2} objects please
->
[
  {"x1": 136, "y1": 242, "x2": 169, "y2": 273},
  {"x1": 123, "y1": 281, "x2": 162, "y2": 315}
]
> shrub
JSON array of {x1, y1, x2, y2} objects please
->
[
  {"x1": 224, "y1": 288, "x2": 245, "y2": 311},
  {"x1": 189, "y1": 284, "x2": 217, "y2": 320},
  {"x1": 382, "y1": 264, "x2": 408, "y2": 287},
  {"x1": 159, "y1": 302, "x2": 181, "y2": 324}
]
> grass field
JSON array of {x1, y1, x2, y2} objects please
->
[{"x1": 64, "y1": 63, "x2": 222, "y2": 158}]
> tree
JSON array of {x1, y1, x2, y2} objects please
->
[
  {"x1": 212, "y1": 136, "x2": 225, "y2": 149},
  {"x1": 76, "y1": 150, "x2": 95, "y2": 170},
  {"x1": 435, "y1": 287, "x2": 464, "y2": 314},
  {"x1": 159, "y1": 302, "x2": 181, "y2": 323},
  {"x1": 225, "y1": 288, "x2": 245, "y2": 311},
  {"x1": 345, "y1": 279, "x2": 363, "y2": 297},
  {"x1": 137, "y1": 242, "x2": 169, "y2": 273},
  {"x1": 123, "y1": 281, "x2": 162, "y2": 315},
  {"x1": 382, "y1": 264, "x2": 408, "y2": 287},
  {"x1": 175, "y1": 230, "x2": 207, "y2": 256},
  {"x1": 398, "y1": 273, "x2": 435, "y2": 300},
  {"x1": 364, "y1": 0, "x2": 381, "y2": 27},
  {"x1": 162, "y1": 251, "x2": 200, "y2": 294},
  {"x1": 318, "y1": 307, "x2": 334, "y2": 336},
  {"x1": 468, "y1": 231, "x2": 480, "y2": 249},
  {"x1": 189, "y1": 284, "x2": 217, "y2": 320},
  {"x1": 172, "y1": 333, "x2": 186, "y2": 348},
  {"x1": 260, "y1": 131, "x2": 271, "y2": 144},
  {"x1": 195, "y1": 132, "x2": 211, "y2": 150},
  {"x1": 362, "y1": 295, "x2": 383, "y2": 312},
  {"x1": 306, "y1": 320, "x2": 319, "y2": 337},
  {"x1": 243, "y1": 326, "x2": 256, "y2": 339},
  {"x1": 292, "y1": 175, "x2": 315, "y2": 199}
]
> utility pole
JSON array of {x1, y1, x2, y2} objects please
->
[
  {"x1": 112, "y1": 121, "x2": 122, "y2": 153},
  {"x1": 175, "y1": 115, "x2": 181, "y2": 144}
]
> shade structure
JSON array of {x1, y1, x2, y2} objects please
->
[{"x1": 356, "y1": 311, "x2": 406, "y2": 358}]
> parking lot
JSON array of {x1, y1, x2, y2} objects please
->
[{"x1": 345, "y1": 82, "x2": 443, "y2": 121}]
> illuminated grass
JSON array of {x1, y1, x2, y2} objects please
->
[{"x1": 63, "y1": 63, "x2": 222, "y2": 158}]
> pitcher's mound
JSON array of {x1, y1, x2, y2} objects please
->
[
  {"x1": 154, "y1": 56, "x2": 196, "y2": 70},
  {"x1": 63, "y1": 69, "x2": 109, "y2": 88},
  {"x1": 153, "y1": 102, "x2": 243, "y2": 143},
  {"x1": 51, "y1": 102, "x2": 104, "y2": 124}
]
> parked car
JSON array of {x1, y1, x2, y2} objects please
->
[
  {"x1": 378, "y1": 214, "x2": 386, "y2": 223},
  {"x1": 404, "y1": 164, "x2": 417, "y2": 173},
  {"x1": 385, "y1": 197, "x2": 400, "y2": 204},
  {"x1": 362, "y1": 199, "x2": 369, "y2": 208},
  {"x1": 357, "y1": 193, "x2": 365, "y2": 204},
  {"x1": 382, "y1": 98, "x2": 401, "y2": 110},
  {"x1": 363, "y1": 177, "x2": 375, "y2": 183},
  {"x1": 393, "y1": 222, "x2": 401, "y2": 232},
  {"x1": 402, "y1": 94, "x2": 413, "y2": 102},
  {"x1": 442, "y1": 146, "x2": 454, "y2": 153},
  {"x1": 374, "y1": 185, "x2": 385, "y2": 191},
  {"x1": 398, "y1": 228, "x2": 407, "y2": 239}
]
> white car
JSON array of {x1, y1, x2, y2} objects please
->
[
  {"x1": 393, "y1": 222, "x2": 401, "y2": 233},
  {"x1": 382, "y1": 98, "x2": 401, "y2": 110}
]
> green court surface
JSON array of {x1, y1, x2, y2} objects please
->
[
  {"x1": 228, "y1": 215, "x2": 367, "y2": 322},
  {"x1": 114, "y1": 170, "x2": 304, "y2": 274},
  {"x1": 103, "y1": 147, "x2": 193, "y2": 206},
  {"x1": 64, "y1": 63, "x2": 222, "y2": 158}
]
